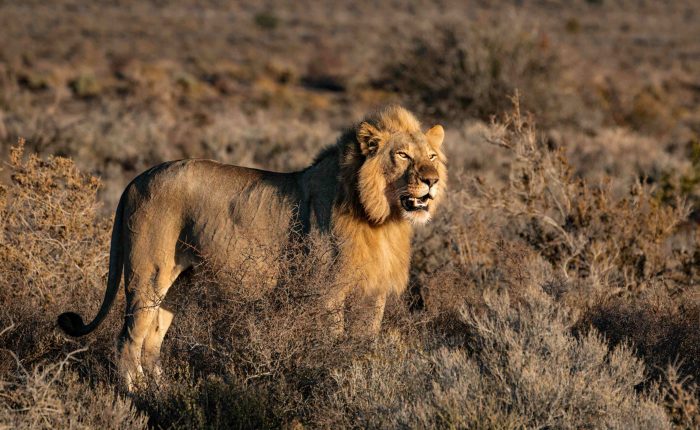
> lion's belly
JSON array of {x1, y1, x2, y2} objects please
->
[{"x1": 186, "y1": 188, "x2": 299, "y2": 286}]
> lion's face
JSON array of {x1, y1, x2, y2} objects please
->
[{"x1": 356, "y1": 121, "x2": 446, "y2": 225}]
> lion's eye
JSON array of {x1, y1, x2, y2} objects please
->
[
  {"x1": 396, "y1": 151, "x2": 410, "y2": 160},
  {"x1": 429, "y1": 153, "x2": 438, "y2": 161}
]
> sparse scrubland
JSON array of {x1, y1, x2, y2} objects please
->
[{"x1": 1, "y1": 1, "x2": 700, "y2": 428}]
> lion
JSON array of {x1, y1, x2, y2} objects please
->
[{"x1": 57, "y1": 105, "x2": 447, "y2": 389}]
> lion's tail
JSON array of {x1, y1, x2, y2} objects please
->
[{"x1": 57, "y1": 189, "x2": 127, "y2": 337}]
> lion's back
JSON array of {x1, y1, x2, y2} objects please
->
[{"x1": 121, "y1": 159, "x2": 306, "y2": 265}]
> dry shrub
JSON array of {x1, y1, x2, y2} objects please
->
[
  {"x1": 0, "y1": 144, "x2": 123, "y2": 430},
  {"x1": 0, "y1": 139, "x2": 110, "y2": 299},
  {"x1": 595, "y1": 78, "x2": 680, "y2": 135},
  {"x1": 323, "y1": 284, "x2": 671, "y2": 429},
  {"x1": 0, "y1": 338, "x2": 146, "y2": 430},
  {"x1": 660, "y1": 365, "x2": 700, "y2": 428},
  {"x1": 469, "y1": 98, "x2": 689, "y2": 297},
  {"x1": 315, "y1": 331, "x2": 432, "y2": 428},
  {"x1": 416, "y1": 287, "x2": 669, "y2": 429},
  {"x1": 137, "y1": 372, "x2": 276, "y2": 429},
  {"x1": 0, "y1": 139, "x2": 115, "y2": 379},
  {"x1": 582, "y1": 292, "x2": 700, "y2": 390},
  {"x1": 377, "y1": 17, "x2": 565, "y2": 124},
  {"x1": 465, "y1": 103, "x2": 699, "y2": 403}
]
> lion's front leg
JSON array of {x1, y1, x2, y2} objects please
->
[
  {"x1": 345, "y1": 291, "x2": 387, "y2": 339},
  {"x1": 324, "y1": 288, "x2": 347, "y2": 339},
  {"x1": 359, "y1": 292, "x2": 387, "y2": 337},
  {"x1": 367, "y1": 293, "x2": 387, "y2": 336}
]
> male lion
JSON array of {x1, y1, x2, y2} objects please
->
[{"x1": 57, "y1": 105, "x2": 447, "y2": 389}]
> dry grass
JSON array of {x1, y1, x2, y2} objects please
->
[
  {"x1": 2, "y1": 1, "x2": 700, "y2": 428},
  {"x1": 0, "y1": 342, "x2": 147, "y2": 430}
]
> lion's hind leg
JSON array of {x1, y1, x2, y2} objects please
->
[
  {"x1": 117, "y1": 263, "x2": 175, "y2": 391},
  {"x1": 142, "y1": 305, "x2": 174, "y2": 379}
]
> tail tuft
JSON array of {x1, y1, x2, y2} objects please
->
[{"x1": 57, "y1": 312, "x2": 88, "y2": 337}]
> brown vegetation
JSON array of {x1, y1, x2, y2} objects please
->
[{"x1": 2, "y1": 0, "x2": 700, "y2": 428}]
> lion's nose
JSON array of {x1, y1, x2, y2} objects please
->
[
  {"x1": 421, "y1": 176, "x2": 439, "y2": 187},
  {"x1": 418, "y1": 165, "x2": 439, "y2": 188}
]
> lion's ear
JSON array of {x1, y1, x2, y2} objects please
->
[
  {"x1": 425, "y1": 125, "x2": 444, "y2": 149},
  {"x1": 357, "y1": 122, "x2": 383, "y2": 155}
]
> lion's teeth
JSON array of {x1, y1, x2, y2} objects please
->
[{"x1": 404, "y1": 196, "x2": 428, "y2": 210}]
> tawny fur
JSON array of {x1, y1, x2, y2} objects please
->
[{"x1": 57, "y1": 105, "x2": 447, "y2": 390}]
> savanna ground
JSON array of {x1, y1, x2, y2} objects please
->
[{"x1": 1, "y1": 0, "x2": 700, "y2": 428}]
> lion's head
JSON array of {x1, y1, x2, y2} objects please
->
[{"x1": 339, "y1": 106, "x2": 447, "y2": 225}]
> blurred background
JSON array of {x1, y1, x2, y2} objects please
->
[{"x1": 2, "y1": 0, "x2": 699, "y2": 209}]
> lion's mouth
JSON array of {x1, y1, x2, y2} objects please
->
[{"x1": 401, "y1": 194, "x2": 431, "y2": 212}]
